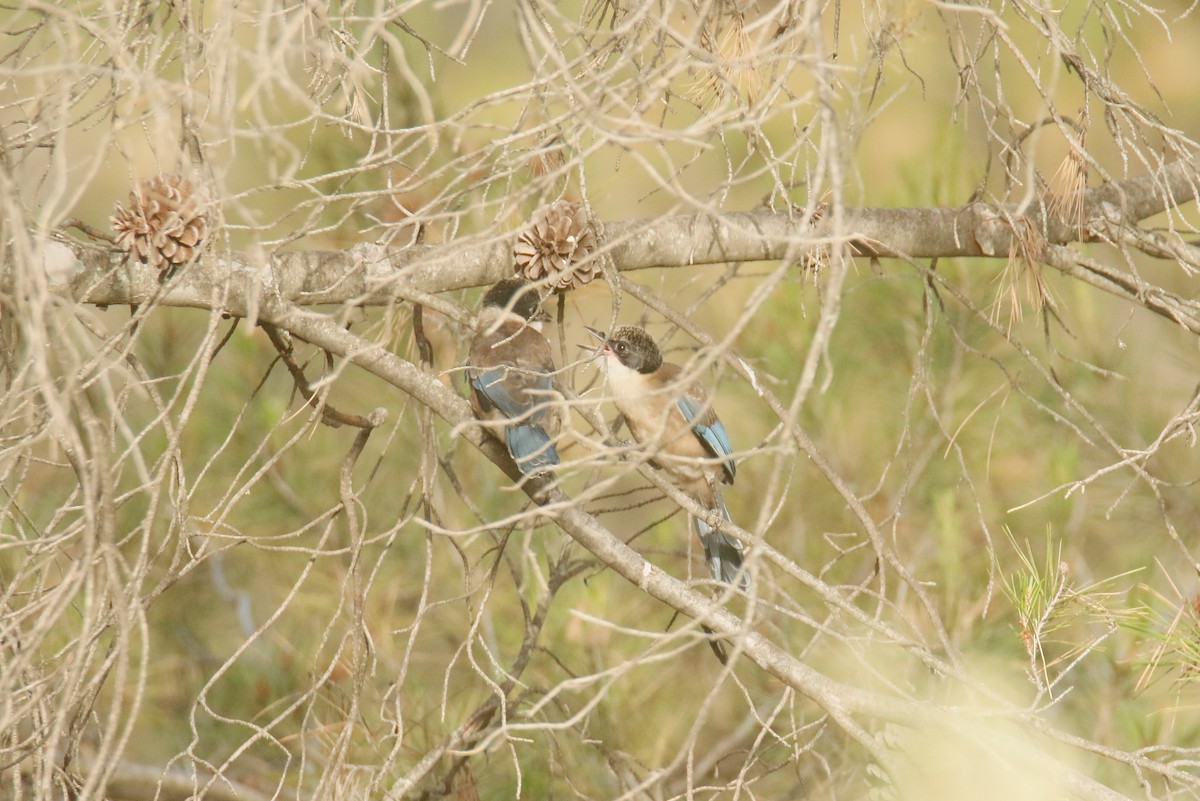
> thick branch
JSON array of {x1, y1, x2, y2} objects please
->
[
  {"x1": 39, "y1": 159, "x2": 1199, "y2": 310},
  {"x1": 271, "y1": 302, "x2": 1130, "y2": 801},
  {"x1": 269, "y1": 302, "x2": 899, "y2": 712}
]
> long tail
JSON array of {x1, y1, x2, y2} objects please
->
[
  {"x1": 505, "y1": 424, "x2": 560, "y2": 475},
  {"x1": 691, "y1": 493, "x2": 747, "y2": 588}
]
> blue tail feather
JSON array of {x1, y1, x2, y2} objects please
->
[
  {"x1": 505, "y1": 424, "x2": 560, "y2": 475},
  {"x1": 691, "y1": 496, "x2": 747, "y2": 588}
]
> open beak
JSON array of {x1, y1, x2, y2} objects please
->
[{"x1": 579, "y1": 326, "x2": 607, "y2": 354}]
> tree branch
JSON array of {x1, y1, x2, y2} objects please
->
[
  {"x1": 36, "y1": 159, "x2": 1198, "y2": 310},
  {"x1": 270, "y1": 301, "x2": 1133, "y2": 801},
  {"x1": 18, "y1": 153, "x2": 1194, "y2": 801}
]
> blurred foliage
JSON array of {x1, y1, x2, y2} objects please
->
[{"x1": 4, "y1": 0, "x2": 1200, "y2": 799}]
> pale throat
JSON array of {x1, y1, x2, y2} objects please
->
[
  {"x1": 603, "y1": 353, "x2": 685, "y2": 449},
  {"x1": 603, "y1": 353, "x2": 653, "y2": 405}
]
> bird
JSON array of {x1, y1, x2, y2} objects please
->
[
  {"x1": 466, "y1": 278, "x2": 561, "y2": 475},
  {"x1": 586, "y1": 325, "x2": 745, "y2": 588}
]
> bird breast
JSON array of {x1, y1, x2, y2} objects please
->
[{"x1": 603, "y1": 357, "x2": 715, "y2": 489}]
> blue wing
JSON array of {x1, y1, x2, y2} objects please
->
[
  {"x1": 469, "y1": 367, "x2": 555, "y2": 420},
  {"x1": 470, "y1": 368, "x2": 560, "y2": 474},
  {"x1": 677, "y1": 395, "x2": 736, "y2": 484}
]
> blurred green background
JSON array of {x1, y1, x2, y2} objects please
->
[{"x1": 5, "y1": 0, "x2": 1200, "y2": 798}]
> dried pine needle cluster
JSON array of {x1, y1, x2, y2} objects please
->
[
  {"x1": 111, "y1": 173, "x2": 209, "y2": 272},
  {"x1": 1048, "y1": 146, "x2": 1088, "y2": 237},
  {"x1": 990, "y1": 215, "x2": 1052, "y2": 330},
  {"x1": 690, "y1": 13, "x2": 771, "y2": 107},
  {"x1": 514, "y1": 199, "x2": 598, "y2": 291}
]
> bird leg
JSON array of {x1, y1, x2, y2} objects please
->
[{"x1": 704, "y1": 505, "x2": 724, "y2": 533}]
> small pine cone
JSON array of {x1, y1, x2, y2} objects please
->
[
  {"x1": 111, "y1": 173, "x2": 209, "y2": 272},
  {"x1": 514, "y1": 200, "x2": 598, "y2": 292}
]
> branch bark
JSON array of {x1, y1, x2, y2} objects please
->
[
  {"x1": 35, "y1": 159, "x2": 1199, "y2": 311},
  {"x1": 271, "y1": 302, "x2": 1132, "y2": 801},
  {"x1": 18, "y1": 155, "x2": 1195, "y2": 801}
]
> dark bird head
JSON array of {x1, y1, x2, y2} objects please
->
[
  {"x1": 587, "y1": 325, "x2": 662, "y2": 374},
  {"x1": 482, "y1": 278, "x2": 542, "y2": 321}
]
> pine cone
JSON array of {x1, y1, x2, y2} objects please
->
[
  {"x1": 111, "y1": 173, "x2": 209, "y2": 272},
  {"x1": 514, "y1": 200, "x2": 598, "y2": 291}
]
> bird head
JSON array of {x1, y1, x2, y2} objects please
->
[
  {"x1": 583, "y1": 325, "x2": 662, "y2": 374},
  {"x1": 482, "y1": 278, "x2": 543, "y2": 322}
]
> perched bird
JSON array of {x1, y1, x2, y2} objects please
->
[
  {"x1": 587, "y1": 325, "x2": 745, "y2": 587},
  {"x1": 466, "y1": 279, "x2": 561, "y2": 475}
]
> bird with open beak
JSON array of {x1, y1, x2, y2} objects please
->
[{"x1": 586, "y1": 325, "x2": 745, "y2": 587}]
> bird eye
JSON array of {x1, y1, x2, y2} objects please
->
[{"x1": 615, "y1": 342, "x2": 627, "y2": 353}]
